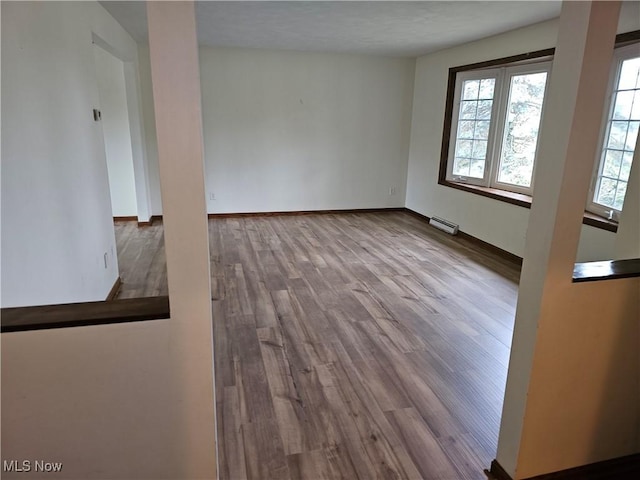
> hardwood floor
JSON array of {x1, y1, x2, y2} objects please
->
[
  {"x1": 115, "y1": 211, "x2": 520, "y2": 479},
  {"x1": 114, "y1": 220, "x2": 168, "y2": 298}
]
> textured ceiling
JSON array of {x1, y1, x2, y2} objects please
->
[{"x1": 100, "y1": 1, "x2": 563, "y2": 57}]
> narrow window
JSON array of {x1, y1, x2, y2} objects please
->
[
  {"x1": 590, "y1": 47, "x2": 640, "y2": 218},
  {"x1": 496, "y1": 70, "x2": 548, "y2": 190},
  {"x1": 452, "y1": 76, "x2": 496, "y2": 180}
]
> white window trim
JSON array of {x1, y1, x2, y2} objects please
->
[
  {"x1": 446, "y1": 61, "x2": 552, "y2": 196},
  {"x1": 446, "y1": 68, "x2": 501, "y2": 188},
  {"x1": 492, "y1": 62, "x2": 551, "y2": 195},
  {"x1": 588, "y1": 42, "x2": 640, "y2": 221}
]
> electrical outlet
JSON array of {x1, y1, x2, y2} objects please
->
[
  {"x1": 389, "y1": 187, "x2": 397, "y2": 196},
  {"x1": 209, "y1": 192, "x2": 216, "y2": 201}
]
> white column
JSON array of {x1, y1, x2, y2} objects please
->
[
  {"x1": 496, "y1": 1, "x2": 621, "y2": 478},
  {"x1": 123, "y1": 60, "x2": 153, "y2": 223},
  {"x1": 147, "y1": 1, "x2": 217, "y2": 478}
]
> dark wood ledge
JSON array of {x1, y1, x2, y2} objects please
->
[
  {"x1": 573, "y1": 258, "x2": 640, "y2": 283},
  {"x1": 439, "y1": 180, "x2": 618, "y2": 233},
  {"x1": 1, "y1": 296, "x2": 170, "y2": 333},
  {"x1": 581, "y1": 211, "x2": 618, "y2": 232},
  {"x1": 488, "y1": 453, "x2": 640, "y2": 479}
]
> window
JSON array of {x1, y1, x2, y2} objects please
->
[
  {"x1": 447, "y1": 61, "x2": 551, "y2": 195},
  {"x1": 589, "y1": 43, "x2": 640, "y2": 220},
  {"x1": 440, "y1": 34, "x2": 640, "y2": 229}
]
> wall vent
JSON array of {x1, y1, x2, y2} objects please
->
[{"x1": 429, "y1": 216, "x2": 459, "y2": 235}]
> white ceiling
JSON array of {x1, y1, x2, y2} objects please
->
[{"x1": 100, "y1": 1, "x2": 563, "y2": 57}]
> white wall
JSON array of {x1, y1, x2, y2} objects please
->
[
  {"x1": 94, "y1": 45, "x2": 137, "y2": 217},
  {"x1": 1, "y1": 321, "x2": 180, "y2": 479},
  {"x1": 2, "y1": 317, "x2": 215, "y2": 479},
  {"x1": 512, "y1": 277, "x2": 639, "y2": 478},
  {"x1": 405, "y1": 12, "x2": 640, "y2": 262},
  {"x1": 2, "y1": 4, "x2": 218, "y2": 479},
  {"x1": 137, "y1": 44, "x2": 163, "y2": 216},
  {"x1": 1, "y1": 1, "x2": 128, "y2": 307},
  {"x1": 139, "y1": 45, "x2": 415, "y2": 214}
]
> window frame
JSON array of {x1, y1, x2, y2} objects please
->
[
  {"x1": 438, "y1": 48, "x2": 556, "y2": 193},
  {"x1": 446, "y1": 68, "x2": 502, "y2": 187},
  {"x1": 446, "y1": 61, "x2": 552, "y2": 195},
  {"x1": 438, "y1": 31, "x2": 640, "y2": 233},
  {"x1": 492, "y1": 62, "x2": 552, "y2": 194},
  {"x1": 587, "y1": 42, "x2": 640, "y2": 221}
]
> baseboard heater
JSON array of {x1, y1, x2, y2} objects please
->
[{"x1": 429, "y1": 216, "x2": 459, "y2": 235}]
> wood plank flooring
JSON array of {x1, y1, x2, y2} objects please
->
[
  {"x1": 114, "y1": 220, "x2": 168, "y2": 298},
  {"x1": 115, "y1": 212, "x2": 520, "y2": 480}
]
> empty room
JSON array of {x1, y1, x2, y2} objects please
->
[{"x1": 1, "y1": 1, "x2": 639, "y2": 480}]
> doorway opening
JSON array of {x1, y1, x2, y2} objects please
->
[{"x1": 93, "y1": 43, "x2": 138, "y2": 220}]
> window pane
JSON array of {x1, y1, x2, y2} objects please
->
[
  {"x1": 625, "y1": 121, "x2": 639, "y2": 150},
  {"x1": 613, "y1": 181, "x2": 627, "y2": 211},
  {"x1": 455, "y1": 139, "x2": 473, "y2": 157},
  {"x1": 453, "y1": 157, "x2": 471, "y2": 176},
  {"x1": 475, "y1": 120, "x2": 490, "y2": 140},
  {"x1": 497, "y1": 71, "x2": 547, "y2": 187},
  {"x1": 602, "y1": 149, "x2": 622, "y2": 178},
  {"x1": 607, "y1": 121, "x2": 628, "y2": 149},
  {"x1": 477, "y1": 100, "x2": 493, "y2": 119},
  {"x1": 460, "y1": 101, "x2": 477, "y2": 119},
  {"x1": 470, "y1": 160, "x2": 485, "y2": 177},
  {"x1": 472, "y1": 140, "x2": 487, "y2": 159},
  {"x1": 618, "y1": 57, "x2": 640, "y2": 90},
  {"x1": 612, "y1": 91, "x2": 634, "y2": 120},
  {"x1": 596, "y1": 177, "x2": 617, "y2": 208},
  {"x1": 458, "y1": 120, "x2": 475, "y2": 139},
  {"x1": 463, "y1": 80, "x2": 480, "y2": 100},
  {"x1": 478, "y1": 79, "x2": 495, "y2": 99},
  {"x1": 631, "y1": 90, "x2": 640, "y2": 120},
  {"x1": 620, "y1": 151, "x2": 633, "y2": 180}
]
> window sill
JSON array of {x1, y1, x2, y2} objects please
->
[{"x1": 439, "y1": 179, "x2": 618, "y2": 233}]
